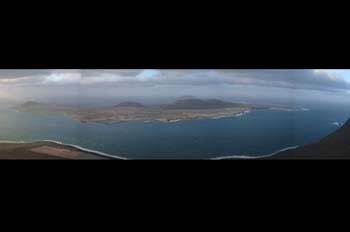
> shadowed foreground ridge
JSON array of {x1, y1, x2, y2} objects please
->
[{"x1": 269, "y1": 118, "x2": 350, "y2": 159}]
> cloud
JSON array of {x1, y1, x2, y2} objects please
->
[
  {"x1": 217, "y1": 70, "x2": 349, "y2": 92},
  {"x1": 43, "y1": 72, "x2": 82, "y2": 84},
  {"x1": 0, "y1": 69, "x2": 348, "y2": 94},
  {"x1": 0, "y1": 69, "x2": 51, "y2": 78}
]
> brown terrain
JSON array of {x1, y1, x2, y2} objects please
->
[{"x1": 0, "y1": 141, "x2": 112, "y2": 160}]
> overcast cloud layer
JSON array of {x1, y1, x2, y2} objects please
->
[
  {"x1": 0, "y1": 69, "x2": 349, "y2": 104},
  {"x1": 0, "y1": 69, "x2": 348, "y2": 92}
]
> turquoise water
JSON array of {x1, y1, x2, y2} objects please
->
[{"x1": 0, "y1": 106, "x2": 348, "y2": 159}]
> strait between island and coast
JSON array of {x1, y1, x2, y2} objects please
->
[{"x1": 0, "y1": 98, "x2": 303, "y2": 159}]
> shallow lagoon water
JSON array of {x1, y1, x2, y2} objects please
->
[{"x1": 0, "y1": 106, "x2": 349, "y2": 159}]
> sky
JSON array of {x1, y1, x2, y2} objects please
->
[{"x1": 0, "y1": 69, "x2": 350, "y2": 105}]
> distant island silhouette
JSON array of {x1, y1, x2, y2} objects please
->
[{"x1": 16, "y1": 98, "x2": 295, "y2": 124}]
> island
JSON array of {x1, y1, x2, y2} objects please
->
[
  {"x1": 15, "y1": 98, "x2": 296, "y2": 124},
  {"x1": 0, "y1": 141, "x2": 117, "y2": 160}
]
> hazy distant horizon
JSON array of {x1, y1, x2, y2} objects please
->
[{"x1": 1, "y1": 69, "x2": 350, "y2": 107}]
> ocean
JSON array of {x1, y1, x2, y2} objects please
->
[{"x1": 0, "y1": 104, "x2": 349, "y2": 159}]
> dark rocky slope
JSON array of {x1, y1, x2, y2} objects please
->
[{"x1": 269, "y1": 119, "x2": 350, "y2": 159}]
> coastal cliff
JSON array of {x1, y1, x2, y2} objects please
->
[{"x1": 268, "y1": 119, "x2": 350, "y2": 159}]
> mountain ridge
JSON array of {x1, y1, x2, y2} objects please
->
[
  {"x1": 115, "y1": 102, "x2": 144, "y2": 107},
  {"x1": 162, "y1": 98, "x2": 245, "y2": 109}
]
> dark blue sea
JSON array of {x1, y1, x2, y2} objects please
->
[{"x1": 0, "y1": 104, "x2": 349, "y2": 159}]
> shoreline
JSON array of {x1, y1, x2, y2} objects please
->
[
  {"x1": 81, "y1": 106, "x2": 306, "y2": 124},
  {"x1": 0, "y1": 139, "x2": 300, "y2": 160},
  {"x1": 78, "y1": 109, "x2": 254, "y2": 124},
  {"x1": 212, "y1": 145, "x2": 300, "y2": 160},
  {"x1": 0, "y1": 139, "x2": 127, "y2": 160}
]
